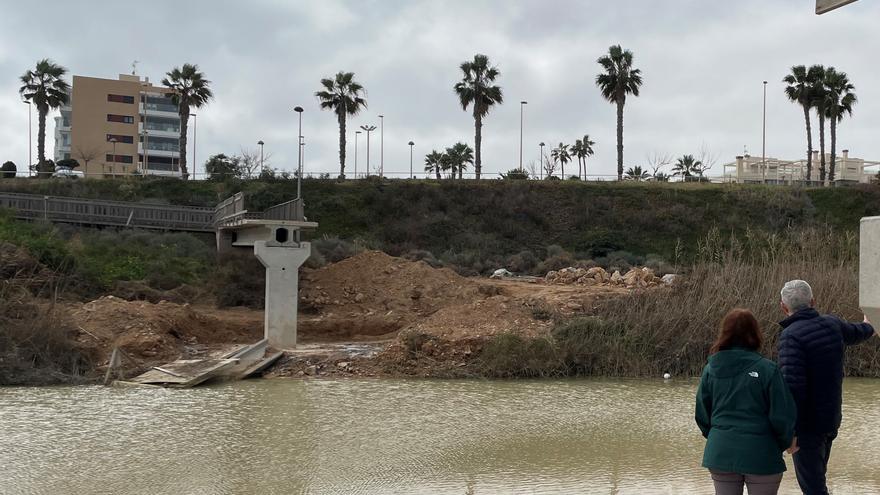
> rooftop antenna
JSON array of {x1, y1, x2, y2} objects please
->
[{"x1": 131, "y1": 60, "x2": 140, "y2": 75}]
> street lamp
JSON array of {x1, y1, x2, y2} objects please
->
[
  {"x1": 360, "y1": 125, "x2": 377, "y2": 176},
  {"x1": 189, "y1": 113, "x2": 197, "y2": 179},
  {"x1": 520, "y1": 101, "x2": 528, "y2": 173},
  {"x1": 355, "y1": 130, "x2": 362, "y2": 179},
  {"x1": 257, "y1": 140, "x2": 265, "y2": 175},
  {"x1": 378, "y1": 115, "x2": 384, "y2": 178},
  {"x1": 408, "y1": 141, "x2": 415, "y2": 179},
  {"x1": 539, "y1": 142, "x2": 545, "y2": 180},
  {"x1": 294, "y1": 106, "x2": 304, "y2": 198},
  {"x1": 761, "y1": 81, "x2": 768, "y2": 184},
  {"x1": 22, "y1": 101, "x2": 31, "y2": 177}
]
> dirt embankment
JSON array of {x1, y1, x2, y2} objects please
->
[{"x1": 5, "y1": 248, "x2": 643, "y2": 382}]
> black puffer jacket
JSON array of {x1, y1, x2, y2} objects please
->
[{"x1": 777, "y1": 308, "x2": 874, "y2": 435}]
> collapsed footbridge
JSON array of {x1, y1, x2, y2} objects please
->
[{"x1": 0, "y1": 190, "x2": 316, "y2": 355}]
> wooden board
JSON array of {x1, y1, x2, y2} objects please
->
[{"x1": 129, "y1": 358, "x2": 238, "y2": 388}]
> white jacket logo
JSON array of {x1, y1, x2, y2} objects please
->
[{"x1": 749, "y1": 371, "x2": 759, "y2": 378}]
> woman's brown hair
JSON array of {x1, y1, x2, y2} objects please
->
[{"x1": 710, "y1": 308, "x2": 763, "y2": 354}]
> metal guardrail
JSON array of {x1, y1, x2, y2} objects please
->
[
  {"x1": 1, "y1": 191, "x2": 307, "y2": 233},
  {"x1": 0, "y1": 192, "x2": 215, "y2": 232}
]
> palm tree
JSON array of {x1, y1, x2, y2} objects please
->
[
  {"x1": 550, "y1": 143, "x2": 571, "y2": 178},
  {"x1": 571, "y1": 140, "x2": 584, "y2": 178},
  {"x1": 446, "y1": 142, "x2": 474, "y2": 179},
  {"x1": 162, "y1": 64, "x2": 213, "y2": 179},
  {"x1": 19, "y1": 59, "x2": 69, "y2": 177},
  {"x1": 809, "y1": 65, "x2": 828, "y2": 182},
  {"x1": 454, "y1": 54, "x2": 503, "y2": 180},
  {"x1": 315, "y1": 71, "x2": 367, "y2": 179},
  {"x1": 580, "y1": 134, "x2": 595, "y2": 179},
  {"x1": 672, "y1": 155, "x2": 701, "y2": 181},
  {"x1": 624, "y1": 166, "x2": 650, "y2": 181},
  {"x1": 596, "y1": 45, "x2": 643, "y2": 181},
  {"x1": 783, "y1": 65, "x2": 818, "y2": 182},
  {"x1": 424, "y1": 150, "x2": 444, "y2": 180},
  {"x1": 822, "y1": 68, "x2": 856, "y2": 183}
]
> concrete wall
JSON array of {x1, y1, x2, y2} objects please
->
[{"x1": 860, "y1": 216, "x2": 880, "y2": 324}]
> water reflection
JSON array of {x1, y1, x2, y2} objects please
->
[{"x1": 2, "y1": 379, "x2": 880, "y2": 494}]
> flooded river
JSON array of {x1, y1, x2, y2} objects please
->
[{"x1": 3, "y1": 378, "x2": 880, "y2": 494}]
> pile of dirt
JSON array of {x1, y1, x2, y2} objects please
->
[
  {"x1": 545, "y1": 266, "x2": 663, "y2": 288},
  {"x1": 299, "y1": 251, "x2": 482, "y2": 339},
  {"x1": 404, "y1": 294, "x2": 552, "y2": 340},
  {"x1": 69, "y1": 296, "x2": 261, "y2": 367}
]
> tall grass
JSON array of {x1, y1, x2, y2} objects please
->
[
  {"x1": 476, "y1": 227, "x2": 880, "y2": 378},
  {"x1": 0, "y1": 277, "x2": 91, "y2": 385}
]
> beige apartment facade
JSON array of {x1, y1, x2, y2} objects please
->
[{"x1": 54, "y1": 74, "x2": 182, "y2": 178}]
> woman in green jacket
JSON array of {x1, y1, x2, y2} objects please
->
[{"x1": 695, "y1": 308, "x2": 797, "y2": 495}]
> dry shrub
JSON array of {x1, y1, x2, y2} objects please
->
[
  {"x1": 477, "y1": 227, "x2": 880, "y2": 378},
  {"x1": 0, "y1": 279, "x2": 90, "y2": 385}
]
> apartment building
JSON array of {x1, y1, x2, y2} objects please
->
[
  {"x1": 722, "y1": 151, "x2": 880, "y2": 185},
  {"x1": 53, "y1": 74, "x2": 182, "y2": 178}
]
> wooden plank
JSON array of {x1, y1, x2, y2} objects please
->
[{"x1": 129, "y1": 358, "x2": 238, "y2": 388}]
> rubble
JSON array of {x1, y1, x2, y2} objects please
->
[{"x1": 545, "y1": 266, "x2": 665, "y2": 288}]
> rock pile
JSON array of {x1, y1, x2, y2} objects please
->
[{"x1": 545, "y1": 266, "x2": 664, "y2": 288}]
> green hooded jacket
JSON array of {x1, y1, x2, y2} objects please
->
[{"x1": 695, "y1": 348, "x2": 796, "y2": 475}]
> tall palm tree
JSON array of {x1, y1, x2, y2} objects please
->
[
  {"x1": 550, "y1": 143, "x2": 571, "y2": 178},
  {"x1": 162, "y1": 64, "x2": 213, "y2": 179},
  {"x1": 624, "y1": 166, "x2": 650, "y2": 181},
  {"x1": 672, "y1": 155, "x2": 701, "y2": 181},
  {"x1": 783, "y1": 65, "x2": 819, "y2": 182},
  {"x1": 596, "y1": 45, "x2": 643, "y2": 181},
  {"x1": 315, "y1": 71, "x2": 367, "y2": 179},
  {"x1": 454, "y1": 54, "x2": 503, "y2": 180},
  {"x1": 19, "y1": 59, "x2": 69, "y2": 177},
  {"x1": 424, "y1": 150, "x2": 444, "y2": 180},
  {"x1": 822, "y1": 68, "x2": 856, "y2": 183},
  {"x1": 808, "y1": 65, "x2": 828, "y2": 183}
]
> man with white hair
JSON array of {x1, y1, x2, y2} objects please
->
[{"x1": 777, "y1": 279, "x2": 875, "y2": 495}]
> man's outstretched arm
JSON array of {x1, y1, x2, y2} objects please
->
[{"x1": 839, "y1": 314, "x2": 875, "y2": 346}]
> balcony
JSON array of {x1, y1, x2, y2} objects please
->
[
  {"x1": 139, "y1": 143, "x2": 180, "y2": 158},
  {"x1": 139, "y1": 103, "x2": 179, "y2": 118},
  {"x1": 139, "y1": 122, "x2": 179, "y2": 138}
]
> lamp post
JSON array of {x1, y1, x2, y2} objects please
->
[
  {"x1": 257, "y1": 140, "x2": 265, "y2": 175},
  {"x1": 23, "y1": 101, "x2": 32, "y2": 177},
  {"x1": 189, "y1": 113, "x2": 197, "y2": 179},
  {"x1": 378, "y1": 114, "x2": 384, "y2": 178},
  {"x1": 355, "y1": 130, "x2": 362, "y2": 179},
  {"x1": 408, "y1": 141, "x2": 415, "y2": 179},
  {"x1": 294, "y1": 106, "x2": 304, "y2": 198},
  {"x1": 762, "y1": 80, "x2": 767, "y2": 184},
  {"x1": 539, "y1": 142, "x2": 545, "y2": 180},
  {"x1": 360, "y1": 125, "x2": 377, "y2": 176},
  {"x1": 519, "y1": 101, "x2": 528, "y2": 173}
]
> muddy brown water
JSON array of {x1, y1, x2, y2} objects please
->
[{"x1": 3, "y1": 378, "x2": 880, "y2": 494}]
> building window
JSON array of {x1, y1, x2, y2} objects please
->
[
  {"x1": 106, "y1": 154, "x2": 134, "y2": 164},
  {"x1": 106, "y1": 134, "x2": 134, "y2": 144},
  {"x1": 107, "y1": 114, "x2": 134, "y2": 124},
  {"x1": 108, "y1": 94, "x2": 135, "y2": 104}
]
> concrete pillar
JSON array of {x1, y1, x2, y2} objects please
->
[
  {"x1": 254, "y1": 240, "x2": 311, "y2": 349},
  {"x1": 860, "y1": 217, "x2": 880, "y2": 324},
  {"x1": 735, "y1": 156, "x2": 744, "y2": 183}
]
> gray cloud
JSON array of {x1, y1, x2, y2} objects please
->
[{"x1": 1, "y1": 0, "x2": 878, "y2": 178}]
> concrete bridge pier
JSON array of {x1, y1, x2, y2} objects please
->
[
  {"x1": 254, "y1": 240, "x2": 311, "y2": 349},
  {"x1": 860, "y1": 217, "x2": 880, "y2": 324}
]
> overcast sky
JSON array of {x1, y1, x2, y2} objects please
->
[{"x1": 1, "y1": 0, "x2": 878, "y2": 178}]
